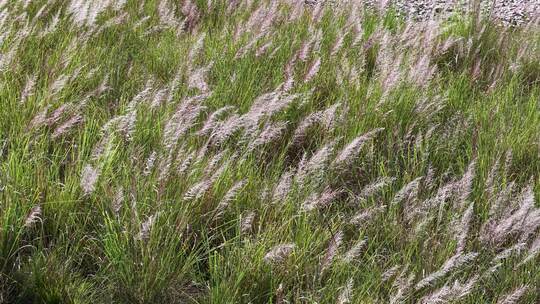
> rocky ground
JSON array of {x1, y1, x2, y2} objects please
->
[
  {"x1": 323, "y1": 0, "x2": 540, "y2": 25},
  {"x1": 393, "y1": 0, "x2": 540, "y2": 25}
]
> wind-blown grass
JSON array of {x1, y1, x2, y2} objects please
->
[{"x1": 0, "y1": 0, "x2": 539, "y2": 303}]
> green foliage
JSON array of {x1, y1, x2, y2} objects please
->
[{"x1": 0, "y1": 0, "x2": 539, "y2": 303}]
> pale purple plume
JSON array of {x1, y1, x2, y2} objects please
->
[
  {"x1": 304, "y1": 57, "x2": 321, "y2": 83},
  {"x1": 322, "y1": 230, "x2": 343, "y2": 270},
  {"x1": 24, "y1": 205, "x2": 42, "y2": 228},
  {"x1": 81, "y1": 165, "x2": 100, "y2": 195},
  {"x1": 264, "y1": 243, "x2": 295, "y2": 264}
]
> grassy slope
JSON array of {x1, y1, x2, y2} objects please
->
[{"x1": 0, "y1": 0, "x2": 539, "y2": 303}]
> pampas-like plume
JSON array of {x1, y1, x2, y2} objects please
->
[
  {"x1": 481, "y1": 184, "x2": 539, "y2": 246},
  {"x1": 259, "y1": 0, "x2": 278, "y2": 34},
  {"x1": 296, "y1": 140, "x2": 337, "y2": 185},
  {"x1": 45, "y1": 104, "x2": 71, "y2": 126},
  {"x1": 256, "y1": 40, "x2": 273, "y2": 57},
  {"x1": 138, "y1": 213, "x2": 157, "y2": 241},
  {"x1": 150, "y1": 88, "x2": 167, "y2": 109},
  {"x1": 519, "y1": 234, "x2": 540, "y2": 266},
  {"x1": 90, "y1": 135, "x2": 110, "y2": 161},
  {"x1": 243, "y1": 91, "x2": 300, "y2": 128},
  {"x1": 203, "y1": 150, "x2": 227, "y2": 176},
  {"x1": 408, "y1": 53, "x2": 437, "y2": 88},
  {"x1": 215, "y1": 180, "x2": 246, "y2": 218},
  {"x1": 181, "y1": 0, "x2": 201, "y2": 33},
  {"x1": 331, "y1": 31, "x2": 346, "y2": 57},
  {"x1": 165, "y1": 70, "x2": 182, "y2": 104},
  {"x1": 188, "y1": 33, "x2": 206, "y2": 62},
  {"x1": 381, "y1": 265, "x2": 401, "y2": 282},
  {"x1": 143, "y1": 151, "x2": 157, "y2": 176},
  {"x1": 101, "y1": 106, "x2": 138, "y2": 141},
  {"x1": 20, "y1": 74, "x2": 36, "y2": 104},
  {"x1": 389, "y1": 271, "x2": 415, "y2": 304},
  {"x1": 183, "y1": 178, "x2": 212, "y2": 201},
  {"x1": 52, "y1": 113, "x2": 83, "y2": 139},
  {"x1": 455, "y1": 159, "x2": 476, "y2": 210},
  {"x1": 350, "y1": 205, "x2": 386, "y2": 226},
  {"x1": 311, "y1": 3, "x2": 324, "y2": 23},
  {"x1": 81, "y1": 165, "x2": 100, "y2": 195},
  {"x1": 157, "y1": 0, "x2": 180, "y2": 29},
  {"x1": 455, "y1": 202, "x2": 474, "y2": 254},
  {"x1": 193, "y1": 141, "x2": 209, "y2": 164},
  {"x1": 157, "y1": 152, "x2": 174, "y2": 183},
  {"x1": 99, "y1": 13, "x2": 128, "y2": 33},
  {"x1": 235, "y1": 32, "x2": 265, "y2": 59},
  {"x1": 503, "y1": 150, "x2": 513, "y2": 177},
  {"x1": 420, "y1": 283, "x2": 453, "y2": 304},
  {"x1": 337, "y1": 278, "x2": 354, "y2": 304},
  {"x1": 485, "y1": 157, "x2": 501, "y2": 199},
  {"x1": 269, "y1": 44, "x2": 282, "y2": 59},
  {"x1": 188, "y1": 63, "x2": 212, "y2": 93},
  {"x1": 210, "y1": 114, "x2": 242, "y2": 146},
  {"x1": 112, "y1": 186, "x2": 124, "y2": 216},
  {"x1": 298, "y1": 38, "x2": 313, "y2": 62},
  {"x1": 163, "y1": 94, "x2": 208, "y2": 151},
  {"x1": 291, "y1": 111, "x2": 322, "y2": 146},
  {"x1": 342, "y1": 238, "x2": 367, "y2": 263},
  {"x1": 486, "y1": 262, "x2": 504, "y2": 276},
  {"x1": 92, "y1": 74, "x2": 110, "y2": 97},
  {"x1": 489, "y1": 181, "x2": 515, "y2": 218},
  {"x1": 284, "y1": 52, "x2": 297, "y2": 82},
  {"x1": 264, "y1": 243, "x2": 295, "y2": 264},
  {"x1": 24, "y1": 205, "x2": 42, "y2": 228},
  {"x1": 186, "y1": 165, "x2": 225, "y2": 200},
  {"x1": 491, "y1": 243, "x2": 527, "y2": 264},
  {"x1": 302, "y1": 187, "x2": 341, "y2": 212},
  {"x1": 0, "y1": 41, "x2": 17, "y2": 73},
  {"x1": 275, "y1": 283, "x2": 285, "y2": 304},
  {"x1": 333, "y1": 128, "x2": 385, "y2": 168},
  {"x1": 419, "y1": 275, "x2": 478, "y2": 304},
  {"x1": 243, "y1": 2, "x2": 270, "y2": 35},
  {"x1": 358, "y1": 176, "x2": 396, "y2": 199},
  {"x1": 240, "y1": 211, "x2": 255, "y2": 235},
  {"x1": 424, "y1": 165, "x2": 436, "y2": 190},
  {"x1": 497, "y1": 285, "x2": 528, "y2": 304},
  {"x1": 248, "y1": 122, "x2": 287, "y2": 151},
  {"x1": 29, "y1": 105, "x2": 51, "y2": 129},
  {"x1": 406, "y1": 179, "x2": 454, "y2": 224},
  {"x1": 198, "y1": 106, "x2": 235, "y2": 136},
  {"x1": 40, "y1": 11, "x2": 61, "y2": 37},
  {"x1": 50, "y1": 74, "x2": 70, "y2": 96},
  {"x1": 304, "y1": 57, "x2": 321, "y2": 83},
  {"x1": 321, "y1": 102, "x2": 342, "y2": 130},
  {"x1": 178, "y1": 150, "x2": 196, "y2": 175},
  {"x1": 391, "y1": 176, "x2": 423, "y2": 206},
  {"x1": 322, "y1": 230, "x2": 343, "y2": 269},
  {"x1": 415, "y1": 252, "x2": 478, "y2": 290},
  {"x1": 128, "y1": 79, "x2": 154, "y2": 111},
  {"x1": 112, "y1": 0, "x2": 127, "y2": 11},
  {"x1": 272, "y1": 170, "x2": 294, "y2": 204}
]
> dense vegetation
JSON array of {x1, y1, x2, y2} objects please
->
[{"x1": 0, "y1": 0, "x2": 539, "y2": 303}]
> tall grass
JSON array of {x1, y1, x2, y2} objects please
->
[{"x1": 0, "y1": 0, "x2": 539, "y2": 303}]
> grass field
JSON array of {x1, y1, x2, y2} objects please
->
[{"x1": 1, "y1": 0, "x2": 539, "y2": 303}]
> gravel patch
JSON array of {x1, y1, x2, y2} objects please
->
[
  {"x1": 392, "y1": 0, "x2": 540, "y2": 25},
  {"x1": 317, "y1": 0, "x2": 540, "y2": 26}
]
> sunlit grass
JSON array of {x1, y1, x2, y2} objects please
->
[{"x1": 0, "y1": 0, "x2": 539, "y2": 303}]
